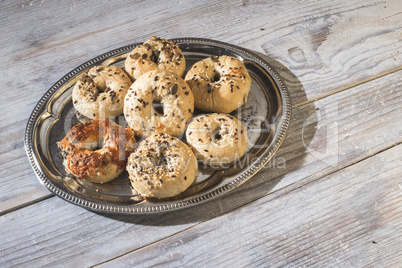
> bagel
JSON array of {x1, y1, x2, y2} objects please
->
[
  {"x1": 125, "y1": 36, "x2": 185, "y2": 80},
  {"x1": 124, "y1": 69, "x2": 194, "y2": 137},
  {"x1": 127, "y1": 133, "x2": 197, "y2": 199},
  {"x1": 185, "y1": 113, "x2": 248, "y2": 166},
  {"x1": 58, "y1": 120, "x2": 136, "y2": 183},
  {"x1": 185, "y1": 55, "x2": 251, "y2": 113},
  {"x1": 72, "y1": 66, "x2": 132, "y2": 119}
]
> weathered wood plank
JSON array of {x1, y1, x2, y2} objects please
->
[
  {"x1": 1, "y1": 0, "x2": 400, "y2": 106},
  {"x1": 97, "y1": 144, "x2": 402, "y2": 268},
  {"x1": 0, "y1": 70, "x2": 400, "y2": 266},
  {"x1": 242, "y1": 0, "x2": 402, "y2": 105},
  {"x1": 1, "y1": 0, "x2": 401, "y2": 212},
  {"x1": 0, "y1": 197, "x2": 197, "y2": 267}
]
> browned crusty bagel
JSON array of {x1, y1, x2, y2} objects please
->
[
  {"x1": 58, "y1": 120, "x2": 136, "y2": 183},
  {"x1": 125, "y1": 36, "x2": 186, "y2": 80},
  {"x1": 185, "y1": 55, "x2": 251, "y2": 113}
]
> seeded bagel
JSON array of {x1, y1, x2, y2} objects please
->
[
  {"x1": 127, "y1": 133, "x2": 198, "y2": 199},
  {"x1": 72, "y1": 66, "x2": 131, "y2": 119},
  {"x1": 125, "y1": 36, "x2": 186, "y2": 80},
  {"x1": 124, "y1": 69, "x2": 194, "y2": 137},
  {"x1": 186, "y1": 113, "x2": 248, "y2": 167},
  {"x1": 185, "y1": 55, "x2": 251, "y2": 113}
]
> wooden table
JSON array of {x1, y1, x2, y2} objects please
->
[{"x1": 1, "y1": 0, "x2": 401, "y2": 266}]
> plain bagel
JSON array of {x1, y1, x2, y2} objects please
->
[
  {"x1": 125, "y1": 36, "x2": 186, "y2": 80},
  {"x1": 72, "y1": 66, "x2": 132, "y2": 119},
  {"x1": 186, "y1": 113, "x2": 248, "y2": 167},
  {"x1": 58, "y1": 120, "x2": 136, "y2": 183},
  {"x1": 185, "y1": 55, "x2": 251, "y2": 113},
  {"x1": 124, "y1": 69, "x2": 194, "y2": 137},
  {"x1": 127, "y1": 133, "x2": 198, "y2": 199}
]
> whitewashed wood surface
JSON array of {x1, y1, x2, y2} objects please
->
[{"x1": 0, "y1": 0, "x2": 401, "y2": 267}]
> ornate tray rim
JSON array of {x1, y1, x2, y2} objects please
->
[{"x1": 24, "y1": 38, "x2": 292, "y2": 214}]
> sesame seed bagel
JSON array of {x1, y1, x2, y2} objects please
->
[
  {"x1": 72, "y1": 66, "x2": 132, "y2": 119},
  {"x1": 58, "y1": 120, "x2": 136, "y2": 183},
  {"x1": 125, "y1": 36, "x2": 186, "y2": 80},
  {"x1": 185, "y1": 55, "x2": 251, "y2": 113},
  {"x1": 124, "y1": 69, "x2": 194, "y2": 137},
  {"x1": 127, "y1": 133, "x2": 198, "y2": 199},
  {"x1": 186, "y1": 113, "x2": 248, "y2": 167}
]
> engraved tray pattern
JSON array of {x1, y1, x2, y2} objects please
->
[{"x1": 25, "y1": 38, "x2": 291, "y2": 214}]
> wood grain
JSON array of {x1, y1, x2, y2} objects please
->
[
  {"x1": 0, "y1": 0, "x2": 401, "y2": 266},
  {"x1": 99, "y1": 144, "x2": 402, "y2": 267},
  {"x1": 0, "y1": 0, "x2": 401, "y2": 212},
  {"x1": 0, "y1": 71, "x2": 400, "y2": 266},
  {"x1": 242, "y1": 0, "x2": 402, "y2": 105},
  {"x1": 0, "y1": 197, "x2": 196, "y2": 267}
]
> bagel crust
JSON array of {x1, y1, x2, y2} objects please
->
[
  {"x1": 186, "y1": 113, "x2": 248, "y2": 166},
  {"x1": 124, "y1": 69, "x2": 194, "y2": 137},
  {"x1": 185, "y1": 55, "x2": 251, "y2": 113},
  {"x1": 58, "y1": 120, "x2": 136, "y2": 183},
  {"x1": 72, "y1": 66, "x2": 132, "y2": 119},
  {"x1": 127, "y1": 133, "x2": 198, "y2": 199},
  {"x1": 125, "y1": 36, "x2": 185, "y2": 80}
]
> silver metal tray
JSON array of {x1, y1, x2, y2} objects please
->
[{"x1": 25, "y1": 38, "x2": 291, "y2": 214}]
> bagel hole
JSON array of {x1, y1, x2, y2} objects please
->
[
  {"x1": 214, "y1": 132, "x2": 222, "y2": 140},
  {"x1": 84, "y1": 142, "x2": 102, "y2": 151},
  {"x1": 82, "y1": 140, "x2": 101, "y2": 151},
  {"x1": 152, "y1": 100, "x2": 164, "y2": 115},
  {"x1": 213, "y1": 127, "x2": 228, "y2": 141},
  {"x1": 154, "y1": 156, "x2": 168, "y2": 167},
  {"x1": 96, "y1": 83, "x2": 107, "y2": 92},
  {"x1": 151, "y1": 50, "x2": 160, "y2": 64},
  {"x1": 92, "y1": 140, "x2": 104, "y2": 151},
  {"x1": 94, "y1": 145, "x2": 103, "y2": 151},
  {"x1": 212, "y1": 73, "x2": 221, "y2": 82}
]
